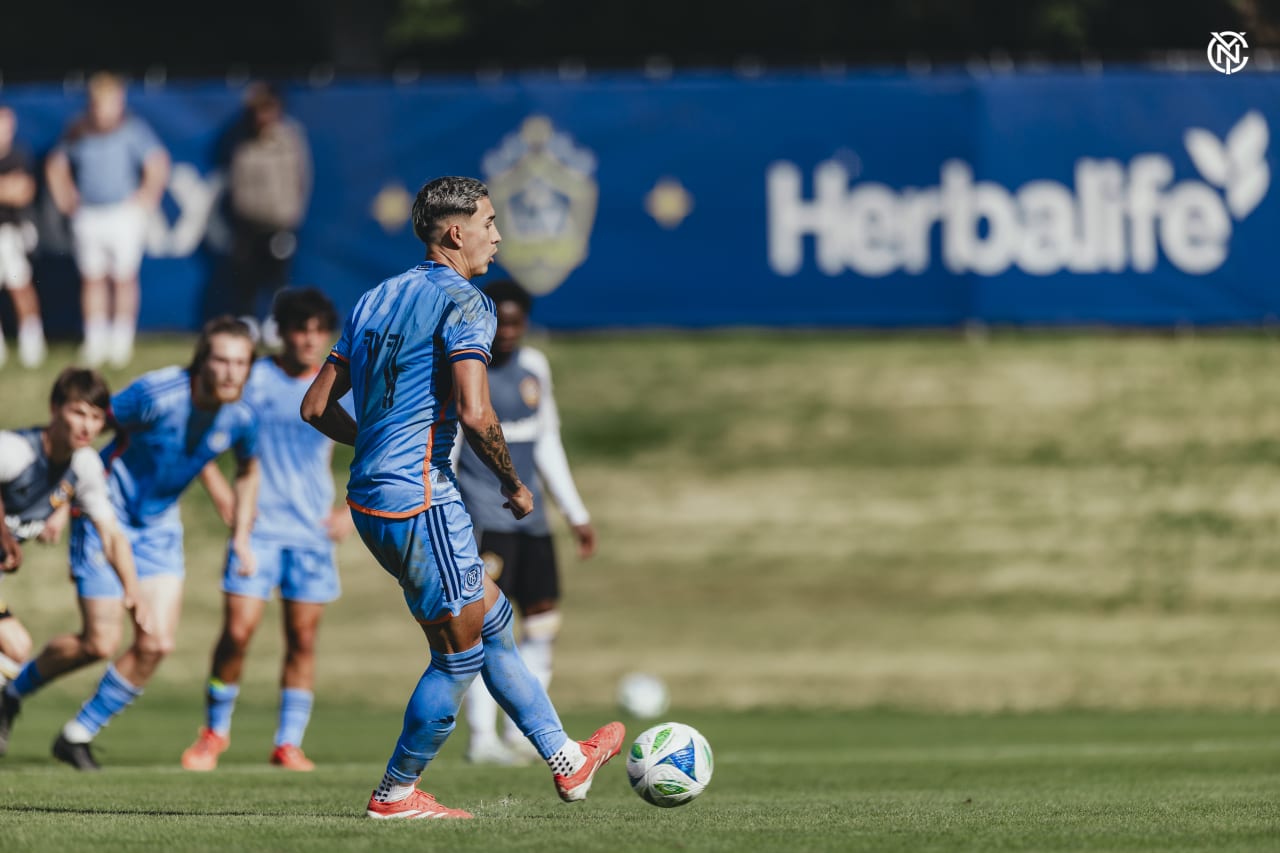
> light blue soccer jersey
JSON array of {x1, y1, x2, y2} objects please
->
[
  {"x1": 55, "y1": 116, "x2": 164, "y2": 206},
  {"x1": 103, "y1": 366, "x2": 258, "y2": 528},
  {"x1": 330, "y1": 262, "x2": 495, "y2": 517},
  {"x1": 242, "y1": 357, "x2": 342, "y2": 549}
]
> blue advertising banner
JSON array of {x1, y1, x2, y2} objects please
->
[{"x1": 4, "y1": 70, "x2": 1279, "y2": 333}]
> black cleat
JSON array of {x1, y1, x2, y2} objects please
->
[
  {"x1": 52, "y1": 733, "x2": 101, "y2": 771},
  {"x1": 0, "y1": 690, "x2": 19, "y2": 757}
]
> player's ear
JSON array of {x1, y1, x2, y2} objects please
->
[{"x1": 442, "y1": 221, "x2": 463, "y2": 249}]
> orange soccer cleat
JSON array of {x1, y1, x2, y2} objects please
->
[
  {"x1": 553, "y1": 721, "x2": 626, "y2": 803},
  {"x1": 270, "y1": 743, "x2": 316, "y2": 772},
  {"x1": 181, "y1": 727, "x2": 230, "y2": 771},
  {"x1": 365, "y1": 788, "x2": 474, "y2": 820}
]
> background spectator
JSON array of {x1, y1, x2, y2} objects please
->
[
  {"x1": 224, "y1": 82, "x2": 312, "y2": 343},
  {"x1": 45, "y1": 72, "x2": 169, "y2": 368},
  {"x1": 0, "y1": 106, "x2": 46, "y2": 368}
]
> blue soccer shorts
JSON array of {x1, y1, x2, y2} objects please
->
[
  {"x1": 70, "y1": 514, "x2": 185, "y2": 599},
  {"x1": 222, "y1": 536, "x2": 340, "y2": 604},
  {"x1": 352, "y1": 501, "x2": 485, "y2": 622}
]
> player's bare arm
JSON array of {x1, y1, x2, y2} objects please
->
[
  {"x1": 197, "y1": 461, "x2": 236, "y2": 528},
  {"x1": 230, "y1": 457, "x2": 261, "y2": 577},
  {"x1": 301, "y1": 361, "x2": 356, "y2": 446},
  {"x1": 134, "y1": 149, "x2": 170, "y2": 209},
  {"x1": 37, "y1": 503, "x2": 71, "y2": 544},
  {"x1": 0, "y1": 493, "x2": 22, "y2": 572},
  {"x1": 453, "y1": 358, "x2": 532, "y2": 519},
  {"x1": 92, "y1": 516, "x2": 152, "y2": 634},
  {"x1": 44, "y1": 151, "x2": 79, "y2": 215}
]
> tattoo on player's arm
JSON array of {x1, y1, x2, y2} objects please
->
[{"x1": 474, "y1": 422, "x2": 521, "y2": 493}]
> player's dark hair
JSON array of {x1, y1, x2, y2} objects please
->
[
  {"x1": 272, "y1": 286, "x2": 338, "y2": 332},
  {"x1": 412, "y1": 176, "x2": 489, "y2": 245},
  {"x1": 50, "y1": 367, "x2": 111, "y2": 411},
  {"x1": 189, "y1": 315, "x2": 255, "y2": 374},
  {"x1": 484, "y1": 279, "x2": 533, "y2": 316}
]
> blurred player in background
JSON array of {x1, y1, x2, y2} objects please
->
[
  {"x1": 455, "y1": 280, "x2": 597, "y2": 765},
  {"x1": 224, "y1": 83, "x2": 312, "y2": 343},
  {"x1": 301, "y1": 175, "x2": 622, "y2": 819},
  {"x1": 0, "y1": 105, "x2": 47, "y2": 368},
  {"x1": 0, "y1": 369, "x2": 145, "y2": 758},
  {"x1": 46, "y1": 72, "x2": 169, "y2": 368},
  {"x1": 0, "y1": 318, "x2": 258, "y2": 770},
  {"x1": 182, "y1": 288, "x2": 351, "y2": 773}
]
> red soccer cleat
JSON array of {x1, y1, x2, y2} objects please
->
[
  {"x1": 365, "y1": 788, "x2": 474, "y2": 820},
  {"x1": 553, "y1": 721, "x2": 626, "y2": 803},
  {"x1": 270, "y1": 743, "x2": 316, "y2": 772},
  {"x1": 181, "y1": 727, "x2": 230, "y2": 771}
]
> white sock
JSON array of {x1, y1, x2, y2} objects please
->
[
  {"x1": 463, "y1": 676, "x2": 501, "y2": 750},
  {"x1": 546, "y1": 738, "x2": 585, "y2": 776},
  {"x1": 82, "y1": 319, "x2": 109, "y2": 364},
  {"x1": 18, "y1": 317, "x2": 44, "y2": 343},
  {"x1": 372, "y1": 772, "x2": 415, "y2": 804},
  {"x1": 519, "y1": 610, "x2": 559, "y2": 691},
  {"x1": 62, "y1": 719, "x2": 94, "y2": 744},
  {"x1": 109, "y1": 318, "x2": 135, "y2": 364}
]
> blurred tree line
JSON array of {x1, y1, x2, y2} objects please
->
[
  {"x1": 1, "y1": 0, "x2": 1277, "y2": 82},
  {"x1": 388, "y1": 0, "x2": 1280, "y2": 69}
]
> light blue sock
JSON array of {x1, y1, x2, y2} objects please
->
[
  {"x1": 275, "y1": 688, "x2": 314, "y2": 747},
  {"x1": 74, "y1": 665, "x2": 143, "y2": 738},
  {"x1": 206, "y1": 679, "x2": 240, "y2": 736},
  {"x1": 7, "y1": 660, "x2": 46, "y2": 699},
  {"x1": 480, "y1": 593, "x2": 568, "y2": 759},
  {"x1": 384, "y1": 646, "x2": 483, "y2": 783}
]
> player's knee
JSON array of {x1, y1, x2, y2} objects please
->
[
  {"x1": 286, "y1": 630, "x2": 317, "y2": 659},
  {"x1": 3, "y1": 627, "x2": 33, "y2": 661},
  {"x1": 224, "y1": 622, "x2": 256, "y2": 652},
  {"x1": 81, "y1": 632, "x2": 120, "y2": 662},
  {"x1": 136, "y1": 632, "x2": 175, "y2": 661}
]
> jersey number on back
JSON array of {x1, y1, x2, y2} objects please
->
[{"x1": 362, "y1": 330, "x2": 405, "y2": 409}]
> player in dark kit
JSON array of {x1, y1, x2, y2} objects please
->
[{"x1": 0, "y1": 368, "x2": 145, "y2": 756}]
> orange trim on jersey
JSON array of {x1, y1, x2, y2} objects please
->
[
  {"x1": 345, "y1": 498, "x2": 427, "y2": 519},
  {"x1": 328, "y1": 349, "x2": 349, "y2": 363},
  {"x1": 449, "y1": 348, "x2": 490, "y2": 363},
  {"x1": 423, "y1": 424, "x2": 435, "y2": 508}
]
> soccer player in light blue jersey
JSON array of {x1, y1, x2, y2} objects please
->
[
  {"x1": 302, "y1": 176, "x2": 623, "y2": 820},
  {"x1": 0, "y1": 317, "x2": 259, "y2": 770},
  {"x1": 182, "y1": 288, "x2": 352, "y2": 772}
]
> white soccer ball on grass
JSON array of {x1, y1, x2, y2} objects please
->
[{"x1": 625, "y1": 722, "x2": 713, "y2": 808}]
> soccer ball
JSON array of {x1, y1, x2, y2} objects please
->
[
  {"x1": 616, "y1": 672, "x2": 670, "y2": 719},
  {"x1": 625, "y1": 722, "x2": 713, "y2": 808}
]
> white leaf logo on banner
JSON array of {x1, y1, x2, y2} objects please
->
[
  {"x1": 1185, "y1": 110, "x2": 1270, "y2": 219},
  {"x1": 1184, "y1": 128, "x2": 1230, "y2": 187},
  {"x1": 1225, "y1": 111, "x2": 1269, "y2": 218}
]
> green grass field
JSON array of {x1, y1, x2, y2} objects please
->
[{"x1": 0, "y1": 333, "x2": 1278, "y2": 850}]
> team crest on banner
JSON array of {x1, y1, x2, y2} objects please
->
[{"x1": 482, "y1": 116, "x2": 598, "y2": 295}]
